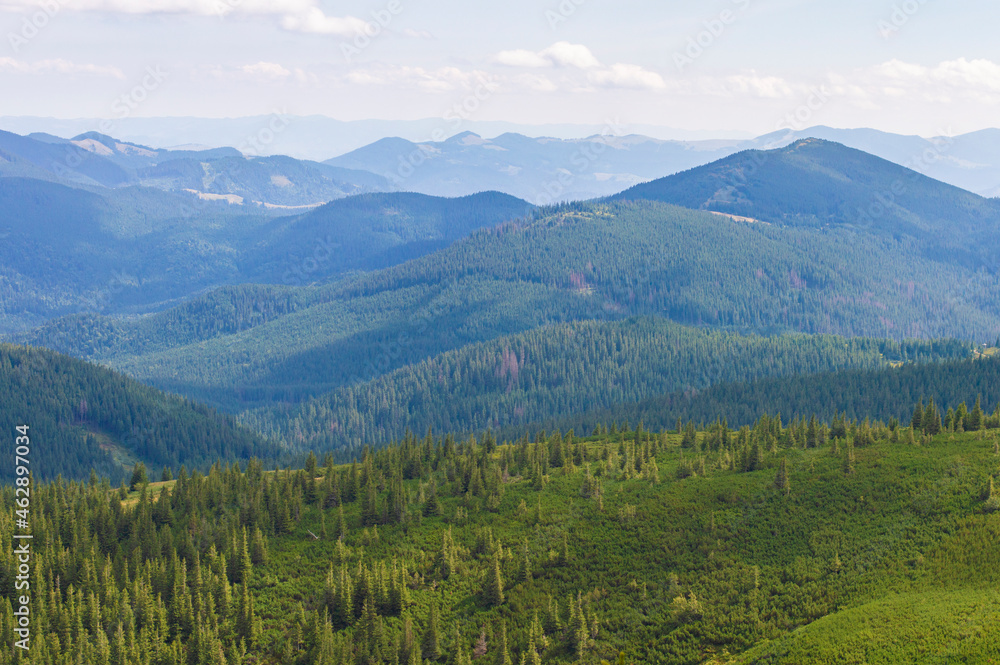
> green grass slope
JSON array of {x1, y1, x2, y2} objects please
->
[{"x1": 735, "y1": 589, "x2": 1000, "y2": 664}]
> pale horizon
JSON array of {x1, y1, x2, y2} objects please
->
[{"x1": 1, "y1": 1, "x2": 999, "y2": 139}]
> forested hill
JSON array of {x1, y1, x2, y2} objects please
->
[
  {"x1": 0, "y1": 343, "x2": 277, "y2": 482},
  {"x1": 540, "y1": 352, "x2": 1000, "y2": 439},
  {"x1": 243, "y1": 191, "x2": 535, "y2": 284},
  {"x1": 0, "y1": 179, "x2": 532, "y2": 334},
  {"x1": 21, "y1": 199, "x2": 1000, "y2": 426},
  {"x1": 253, "y1": 318, "x2": 971, "y2": 455},
  {"x1": 612, "y1": 138, "x2": 1000, "y2": 270}
]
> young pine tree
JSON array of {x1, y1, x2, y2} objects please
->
[
  {"x1": 924, "y1": 399, "x2": 942, "y2": 435},
  {"x1": 453, "y1": 625, "x2": 471, "y2": 665},
  {"x1": 774, "y1": 458, "x2": 791, "y2": 495},
  {"x1": 495, "y1": 621, "x2": 513, "y2": 665},
  {"x1": 484, "y1": 552, "x2": 505, "y2": 606},
  {"x1": 843, "y1": 440, "x2": 856, "y2": 476},
  {"x1": 984, "y1": 477, "x2": 1000, "y2": 513},
  {"x1": 422, "y1": 603, "x2": 441, "y2": 661},
  {"x1": 129, "y1": 463, "x2": 148, "y2": 491},
  {"x1": 911, "y1": 402, "x2": 924, "y2": 431}
]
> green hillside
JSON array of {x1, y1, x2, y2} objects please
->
[
  {"x1": 288, "y1": 199, "x2": 1000, "y2": 340},
  {"x1": 544, "y1": 352, "x2": 1000, "y2": 438},
  {"x1": 243, "y1": 191, "x2": 535, "y2": 284},
  {"x1": 2, "y1": 404, "x2": 998, "y2": 664},
  {"x1": 263, "y1": 318, "x2": 970, "y2": 454},
  {"x1": 736, "y1": 590, "x2": 1000, "y2": 664},
  {"x1": 0, "y1": 343, "x2": 277, "y2": 482},
  {"x1": 23, "y1": 195, "x2": 1000, "y2": 408},
  {"x1": 612, "y1": 138, "x2": 1000, "y2": 270}
]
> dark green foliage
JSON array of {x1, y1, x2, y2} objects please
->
[
  {"x1": 548, "y1": 355, "x2": 1000, "y2": 436},
  {"x1": 774, "y1": 457, "x2": 790, "y2": 494},
  {"x1": 422, "y1": 603, "x2": 442, "y2": 660},
  {"x1": 275, "y1": 318, "x2": 969, "y2": 455},
  {"x1": 129, "y1": 462, "x2": 148, "y2": 491},
  {"x1": 483, "y1": 551, "x2": 505, "y2": 607},
  {"x1": 0, "y1": 343, "x2": 275, "y2": 481}
]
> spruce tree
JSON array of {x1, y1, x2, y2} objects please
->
[
  {"x1": 400, "y1": 615, "x2": 417, "y2": 664},
  {"x1": 519, "y1": 539, "x2": 532, "y2": 583},
  {"x1": 484, "y1": 552, "x2": 505, "y2": 607},
  {"x1": 439, "y1": 528, "x2": 456, "y2": 580},
  {"x1": 774, "y1": 458, "x2": 790, "y2": 495},
  {"x1": 495, "y1": 621, "x2": 513, "y2": 665},
  {"x1": 424, "y1": 484, "x2": 440, "y2": 517},
  {"x1": 970, "y1": 396, "x2": 985, "y2": 431},
  {"x1": 422, "y1": 603, "x2": 441, "y2": 660},
  {"x1": 453, "y1": 625, "x2": 471, "y2": 665},
  {"x1": 843, "y1": 440, "x2": 856, "y2": 475},
  {"x1": 911, "y1": 402, "x2": 924, "y2": 431},
  {"x1": 232, "y1": 527, "x2": 252, "y2": 585},
  {"x1": 362, "y1": 480, "x2": 379, "y2": 527},
  {"x1": 129, "y1": 463, "x2": 148, "y2": 491},
  {"x1": 985, "y1": 477, "x2": 1000, "y2": 513},
  {"x1": 523, "y1": 639, "x2": 542, "y2": 665},
  {"x1": 569, "y1": 593, "x2": 588, "y2": 660},
  {"x1": 924, "y1": 398, "x2": 942, "y2": 435}
]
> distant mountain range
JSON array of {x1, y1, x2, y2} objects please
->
[
  {"x1": 5, "y1": 118, "x2": 999, "y2": 202},
  {"x1": 0, "y1": 129, "x2": 391, "y2": 207},
  {"x1": 0, "y1": 115, "x2": 751, "y2": 161},
  {"x1": 327, "y1": 126, "x2": 1000, "y2": 203}
]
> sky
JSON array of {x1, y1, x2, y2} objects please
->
[{"x1": 1, "y1": 0, "x2": 999, "y2": 138}]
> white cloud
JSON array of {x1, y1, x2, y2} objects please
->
[
  {"x1": 0, "y1": 0, "x2": 313, "y2": 15},
  {"x1": 198, "y1": 62, "x2": 324, "y2": 85},
  {"x1": 723, "y1": 73, "x2": 795, "y2": 98},
  {"x1": 494, "y1": 49, "x2": 552, "y2": 69},
  {"x1": 513, "y1": 73, "x2": 558, "y2": 93},
  {"x1": 279, "y1": 8, "x2": 369, "y2": 36},
  {"x1": 493, "y1": 43, "x2": 665, "y2": 92},
  {"x1": 828, "y1": 58, "x2": 1000, "y2": 106},
  {"x1": 0, "y1": 57, "x2": 124, "y2": 78},
  {"x1": 932, "y1": 58, "x2": 1000, "y2": 91},
  {"x1": 293, "y1": 67, "x2": 319, "y2": 85},
  {"x1": 345, "y1": 65, "x2": 495, "y2": 93},
  {"x1": 540, "y1": 42, "x2": 601, "y2": 69},
  {"x1": 493, "y1": 42, "x2": 601, "y2": 69},
  {"x1": 0, "y1": 0, "x2": 369, "y2": 36},
  {"x1": 401, "y1": 28, "x2": 434, "y2": 39},
  {"x1": 240, "y1": 61, "x2": 291, "y2": 79},
  {"x1": 588, "y1": 63, "x2": 665, "y2": 91}
]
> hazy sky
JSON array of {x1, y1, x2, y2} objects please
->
[{"x1": 1, "y1": 0, "x2": 998, "y2": 137}]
